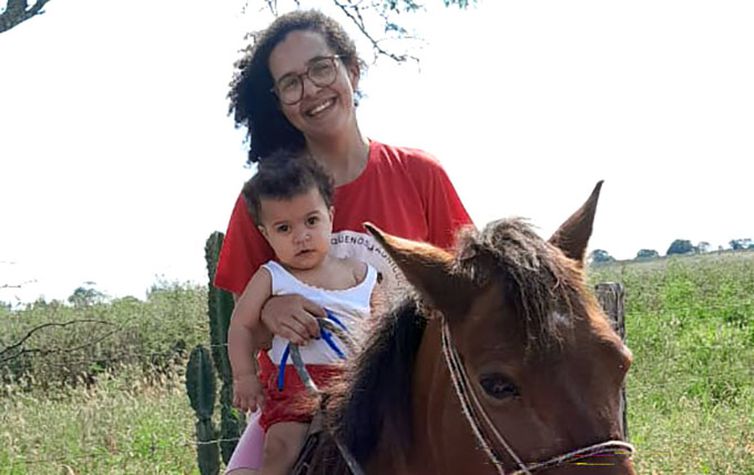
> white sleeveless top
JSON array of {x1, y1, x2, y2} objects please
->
[{"x1": 262, "y1": 260, "x2": 378, "y2": 366}]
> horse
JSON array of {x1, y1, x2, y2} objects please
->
[{"x1": 294, "y1": 182, "x2": 636, "y2": 474}]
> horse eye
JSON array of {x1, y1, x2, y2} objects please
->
[{"x1": 479, "y1": 373, "x2": 519, "y2": 400}]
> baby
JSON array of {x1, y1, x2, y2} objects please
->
[{"x1": 227, "y1": 149, "x2": 378, "y2": 475}]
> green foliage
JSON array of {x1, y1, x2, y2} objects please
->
[
  {"x1": 729, "y1": 238, "x2": 752, "y2": 251},
  {"x1": 67, "y1": 283, "x2": 106, "y2": 307},
  {"x1": 590, "y1": 251, "x2": 754, "y2": 473},
  {"x1": 589, "y1": 248, "x2": 615, "y2": 263},
  {"x1": 444, "y1": 0, "x2": 473, "y2": 7},
  {"x1": 635, "y1": 249, "x2": 659, "y2": 260},
  {"x1": 2, "y1": 247, "x2": 753, "y2": 473},
  {"x1": 254, "y1": 0, "x2": 477, "y2": 63},
  {"x1": 381, "y1": 0, "x2": 472, "y2": 13},
  {"x1": 666, "y1": 238, "x2": 695, "y2": 255},
  {"x1": 0, "y1": 281, "x2": 207, "y2": 392},
  {"x1": 382, "y1": 0, "x2": 421, "y2": 13},
  {"x1": 1, "y1": 366, "x2": 198, "y2": 474}
]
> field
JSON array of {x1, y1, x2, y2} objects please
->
[
  {"x1": 590, "y1": 251, "x2": 754, "y2": 474},
  {"x1": 2, "y1": 252, "x2": 753, "y2": 474},
  {"x1": 0, "y1": 284, "x2": 206, "y2": 474}
]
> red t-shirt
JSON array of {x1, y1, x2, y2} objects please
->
[{"x1": 214, "y1": 140, "x2": 472, "y2": 295}]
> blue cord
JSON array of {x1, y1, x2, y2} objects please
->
[
  {"x1": 276, "y1": 308, "x2": 349, "y2": 390},
  {"x1": 321, "y1": 328, "x2": 346, "y2": 359},
  {"x1": 325, "y1": 309, "x2": 348, "y2": 331},
  {"x1": 277, "y1": 344, "x2": 291, "y2": 391}
]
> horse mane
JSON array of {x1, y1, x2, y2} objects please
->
[
  {"x1": 312, "y1": 297, "x2": 426, "y2": 472},
  {"x1": 308, "y1": 219, "x2": 590, "y2": 471},
  {"x1": 455, "y1": 217, "x2": 588, "y2": 353}
]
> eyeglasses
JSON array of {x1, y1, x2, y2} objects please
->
[{"x1": 271, "y1": 55, "x2": 342, "y2": 105}]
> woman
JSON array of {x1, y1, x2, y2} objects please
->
[{"x1": 215, "y1": 9, "x2": 472, "y2": 474}]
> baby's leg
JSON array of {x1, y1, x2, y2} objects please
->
[{"x1": 260, "y1": 421, "x2": 309, "y2": 475}]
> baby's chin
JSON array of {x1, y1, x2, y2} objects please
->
[{"x1": 285, "y1": 250, "x2": 327, "y2": 270}]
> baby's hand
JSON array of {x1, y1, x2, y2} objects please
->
[{"x1": 232, "y1": 374, "x2": 265, "y2": 413}]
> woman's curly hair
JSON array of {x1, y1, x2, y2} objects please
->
[{"x1": 229, "y1": 10, "x2": 364, "y2": 165}]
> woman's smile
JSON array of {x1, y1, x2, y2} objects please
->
[{"x1": 305, "y1": 97, "x2": 336, "y2": 117}]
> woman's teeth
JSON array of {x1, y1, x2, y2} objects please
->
[{"x1": 308, "y1": 99, "x2": 334, "y2": 116}]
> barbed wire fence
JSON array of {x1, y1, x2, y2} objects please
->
[
  {"x1": 6, "y1": 410, "x2": 753, "y2": 469},
  {"x1": 1, "y1": 286, "x2": 753, "y2": 470},
  {"x1": 3, "y1": 296, "x2": 752, "y2": 355}
]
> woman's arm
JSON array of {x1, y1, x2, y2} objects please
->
[
  {"x1": 233, "y1": 276, "x2": 325, "y2": 350},
  {"x1": 260, "y1": 294, "x2": 326, "y2": 345}
]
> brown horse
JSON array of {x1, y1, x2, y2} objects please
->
[{"x1": 297, "y1": 182, "x2": 635, "y2": 474}]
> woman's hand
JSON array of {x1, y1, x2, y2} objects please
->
[
  {"x1": 232, "y1": 374, "x2": 265, "y2": 413},
  {"x1": 260, "y1": 294, "x2": 325, "y2": 345}
]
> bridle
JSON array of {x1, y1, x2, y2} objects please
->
[
  {"x1": 440, "y1": 318, "x2": 635, "y2": 474},
  {"x1": 291, "y1": 315, "x2": 635, "y2": 475}
]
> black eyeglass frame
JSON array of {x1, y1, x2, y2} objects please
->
[{"x1": 270, "y1": 55, "x2": 343, "y2": 105}]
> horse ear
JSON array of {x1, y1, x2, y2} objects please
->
[
  {"x1": 548, "y1": 181, "x2": 603, "y2": 266},
  {"x1": 364, "y1": 222, "x2": 473, "y2": 317}
]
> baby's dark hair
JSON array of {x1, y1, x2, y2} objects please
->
[
  {"x1": 228, "y1": 9, "x2": 364, "y2": 165},
  {"x1": 242, "y1": 148, "x2": 335, "y2": 225}
]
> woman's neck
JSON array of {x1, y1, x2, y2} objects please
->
[{"x1": 307, "y1": 128, "x2": 370, "y2": 186}]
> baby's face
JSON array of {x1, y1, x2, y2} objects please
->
[{"x1": 258, "y1": 187, "x2": 333, "y2": 270}]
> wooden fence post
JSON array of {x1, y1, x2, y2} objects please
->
[{"x1": 595, "y1": 282, "x2": 628, "y2": 440}]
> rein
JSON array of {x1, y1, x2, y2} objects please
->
[
  {"x1": 440, "y1": 318, "x2": 635, "y2": 474},
  {"x1": 287, "y1": 315, "x2": 366, "y2": 475},
  {"x1": 290, "y1": 312, "x2": 634, "y2": 474}
]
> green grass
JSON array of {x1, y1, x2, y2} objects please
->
[
  {"x1": 591, "y1": 250, "x2": 754, "y2": 474},
  {"x1": 1, "y1": 252, "x2": 753, "y2": 473},
  {"x1": 0, "y1": 282, "x2": 213, "y2": 474},
  {"x1": 0, "y1": 367, "x2": 199, "y2": 475}
]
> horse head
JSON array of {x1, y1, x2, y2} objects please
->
[{"x1": 365, "y1": 182, "x2": 635, "y2": 474}]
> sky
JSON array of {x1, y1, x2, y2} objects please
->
[{"x1": 1, "y1": 0, "x2": 753, "y2": 304}]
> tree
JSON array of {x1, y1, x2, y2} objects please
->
[
  {"x1": 255, "y1": 0, "x2": 474, "y2": 62},
  {"x1": 667, "y1": 239, "x2": 695, "y2": 256},
  {"x1": 635, "y1": 249, "x2": 659, "y2": 260},
  {"x1": 729, "y1": 238, "x2": 752, "y2": 251},
  {"x1": 589, "y1": 249, "x2": 615, "y2": 264},
  {"x1": 67, "y1": 283, "x2": 106, "y2": 307},
  {"x1": 0, "y1": 0, "x2": 52, "y2": 34},
  {"x1": 3, "y1": 1, "x2": 473, "y2": 57},
  {"x1": 696, "y1": 241, "x2": 710, "y2": 254}
]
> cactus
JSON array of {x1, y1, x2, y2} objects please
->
[
  {"x1": 204, "y1": 231, "x2": 246, "y2": 463},
  {"x1": 205, "y1": 232, "x2": 234, "y2": 383},
  {"x1": 185, "y1": 232, "x2": 247, "y2": 473},
  {"x1": 220, "y1": 384, "x2": 245, "y2": 462},
  {"x1": 186, "y1": 345, "x2": 220, "y2": 475}
]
